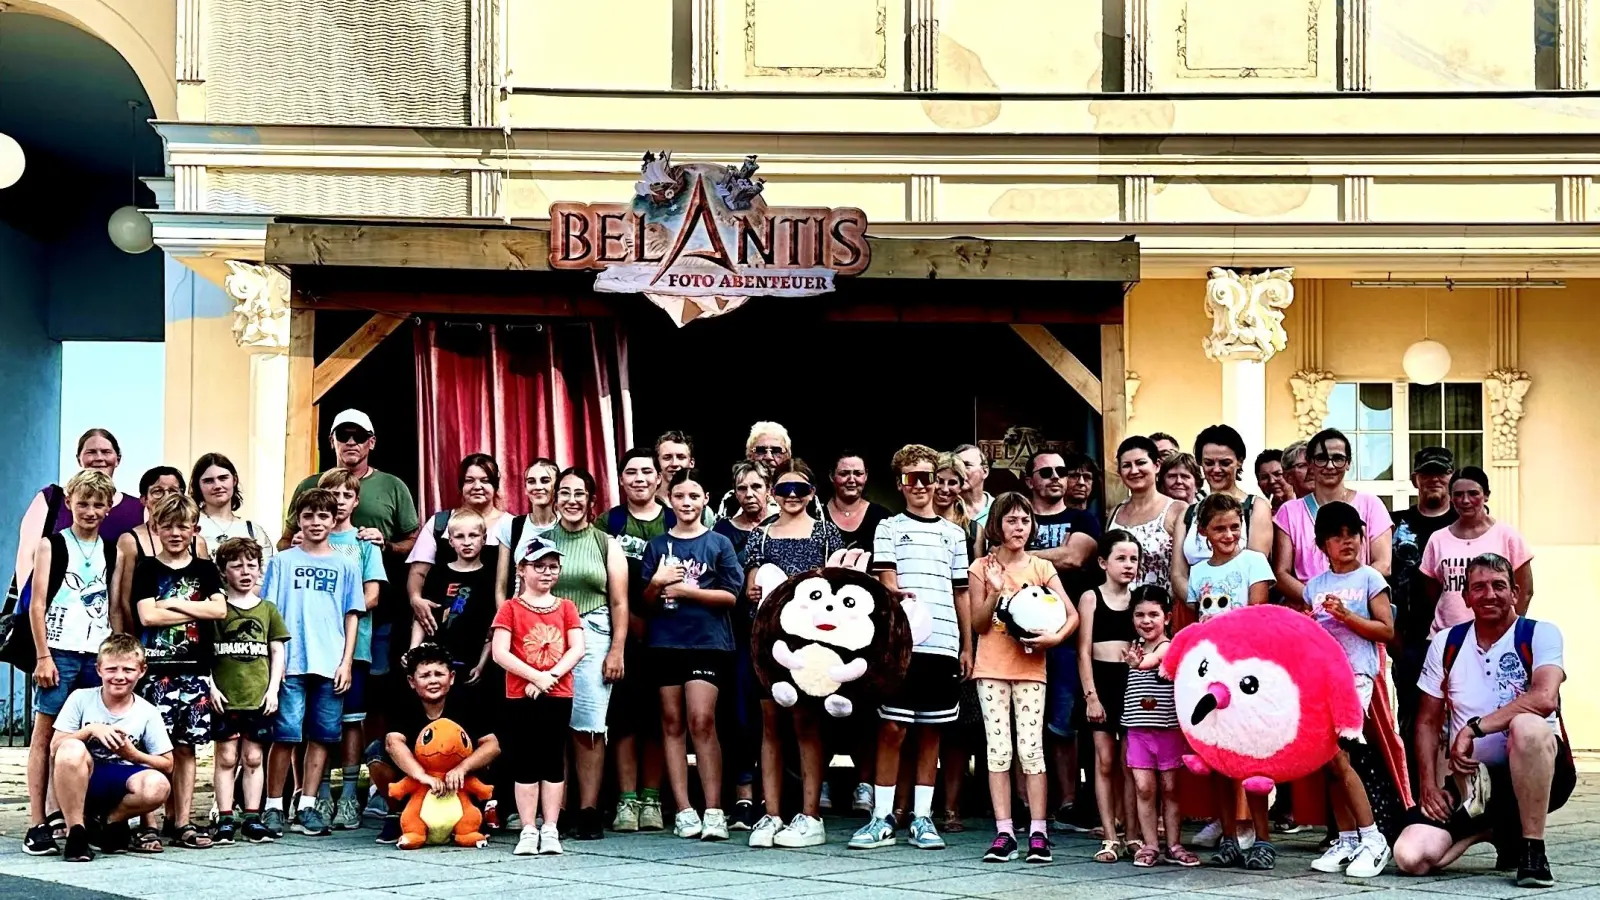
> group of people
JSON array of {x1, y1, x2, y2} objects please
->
[{"x1": 7, "y1": 411, "x2": 1568, "y2": 890}]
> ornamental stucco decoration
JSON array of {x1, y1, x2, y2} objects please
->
[
  {"x1": 1202, "y1": 267, "x2": 1295, "y2": 362},
  {"x1": 1126, "y1": 371, "x2": 1142, "y2": 420},
  {"x1": 1289, "y1": 369, "x2": 1336, "y2": 439},
  {"x1": 1485, "y1": 369, "x2": 1532, "y2": 464},
  {"x1": 224, "y1": 260, "x2": 291, "y2": 351}
]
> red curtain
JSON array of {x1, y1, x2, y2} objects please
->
[{"x1": 415, "y1": 320, "x2": 633, "y2": 515}]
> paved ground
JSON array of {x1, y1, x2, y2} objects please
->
[{"x1": 3, "y1": 775, "x2": 1600, "y2": 900}]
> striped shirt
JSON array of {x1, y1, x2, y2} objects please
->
[
  {"x1": 871, "y1": 512, "x2": 969, "y2": 658},
  {"x1": 1122, "y1": 642, "x2": 1177, "y2": 729}
]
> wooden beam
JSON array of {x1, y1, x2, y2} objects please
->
[
  {"x1": 284, "y1": 307, "x2": 318, "y2": 505},
  {"x1": 312, "y1": 313, "x2": 407, "y2": 402},
  {"x1": 1010, "y1": 324, "x2": 1103, "y2": 413},
  {"x1": 1100, "y1": 324, "x2": 1129, "y2": 506},
  {"x1": 266, "y1": 222, "x2": 1139, "y2": 282}
]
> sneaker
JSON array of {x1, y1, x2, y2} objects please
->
[
  {"x1": 1243, "y1": 840, "x2": 1277, "y2": 871},
  {"x1": 612, "y1": 798, "x2": 641, "y2": 833},
  {"x1": 332, "y1": 795, "x2": 362, "y2": 831},
  {"x1": 1518, "y1": 842, "x2": 1555, "y2": 889},
  {"x1": 313, "y1": 795, "x2": 334, "y2": 829},
  {"x1": 63, "y1": 825, "x2": 93, "y2": 863},
  {"x1": 513, "y1": 824, "x2": 540, "y2": 856},
  {"x1": 23, "y1": 823, "x2": 59, "y2": 856},
  {"x1": 983, "y1": 832, "x2": 1019, "y2": 863},
  {"x1": 504, "y1": 813, "x2": 522, "y2": 830},
  {"x1": 749, "y1": 814, "x2": 783, "y2": 848},
  {"x1": 731, "y1": 799, "x2": 758, "y2": 832},
  {"x1": 1026, "y1": 831, "x2": 1053, "y2": 864},
  {"x1": 213, "y1": 816, "x2": 237, "y2": 845},
  {"x1": 848, "y1": 816, "x2": 895, "y2": 850},
  {"x1": 295, "y1": 805, "x2": 331, "y2": 837},
  {"x1": 639, "y1": 798, "x2": 665, "y2": 831},
  {"x1": 674, "y1": 808, "x2": 703, "y2": 839},
  {"x1": 908, "y1": 815, "x2": 946, "y2": 850},
  {"x1": 573, "y1": 806, "x2": 604, "y2": 841},
  {"x1": 538, "y1": 823, "x2": 563, "y2": 855},
  {"x1": 1051, "y1": 802, "x2": 1091, "y2": 834},
  {"x1": 819, "y1": 782, "x2": 833, "y2": 811},
  {"x1": 375, "y1": 814, "x2": 401, "y2": 845},
  {"x1": 854, "y1": 782, "x2": 873, "y2": 813},
  {"x1": 261, "y1": 807, "x2": 287, "y2": 839},
  {"x1": 242, "y1": 815, "x2": 272, "y2": 844},
  {"x1": 364, "y1": 787, "x2": 389, "y2": 820},
  {"x1": 701, "y1": 808, "x2": 729, "y2": 842},
  {"x1": 1211, "y1": 836, "x2": 1244, "y2": 868},
  {"x1": 1193, "y1": 819, "x2": 1224, "y2": 849},
  {"x1": 774, "y1": 814, "x2": 826, "y2": 848},
  {"x1": 1345, "y1": 838, "x2": 1390, "y2": 878},
  {"x1": 1272, "y1": 816, "x2": 1307, "y2": 835},
  {"x1": 1237, "y1": 824, "x2": 1256, "y2": 850},
  {"x1": 1463, "y1": 762, "x2": 1493, "y2": 818},
  {"x1": 1311, "y1": 837, "x2": 1359, "y2": 873}
]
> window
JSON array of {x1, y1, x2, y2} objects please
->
[{"x1": 1321, "y1": 381, "x2": 1485, "y2": 510}]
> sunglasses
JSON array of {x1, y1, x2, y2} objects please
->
[
  {"x1": 899, "y1": 471, "x2": 935, "y2": 487},
  {"x1": 333, "y1": 428, "x2": 372, "y2": 444},
  {"x1": 752, "y1": 445, "x2": 787, "y2": 457},
  {"x1": 1033, "y1": 466, "x2": 1093, "y2": 481},
  {"x1": 1311, "y1": 453, "x2": 1351, "y2": 468},
  {"x1": 773, "y1": 481, "x2": 814, "y2": 499}
]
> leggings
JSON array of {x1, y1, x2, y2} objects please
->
[
  {"x1": 503, "y1": 695, "x2": 573, "y2": 784},
  {"x1": 977, "y1": 679, "x2": 1046, "y2": 776}
]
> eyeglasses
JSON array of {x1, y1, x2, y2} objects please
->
[
  {"x1": 752, "y1": 445, "x2": 786, "y2": 457},
  {"x1": 333, "y1": 428, "x2": 372, "y2": 444},
  {"x1": 1311, "y1": 453, "x2": 1350, "y2": 468},
  {"x1": 527, "y1": 562, "x2": 561, "y2": 573},
  {"x1": 557, "y1": 489, "x2": 590, "y2": 500},
  {"x1": 899, "y1": 471, "x2": 935, "y2": 487},
  {"x1": 772, "y1": 481, "x2": 814, "y2": 499}
]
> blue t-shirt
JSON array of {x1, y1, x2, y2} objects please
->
[
  {"x1": 327, "y1": 529, "x2": 387, "y2": 662},
  {"x1": 1186, "y1": 549, "x2": 1274, "y2": 623},
  {"x1": 261, "y1": 546, "x2": 366, "y2": 678},
  {"x1": 1028, "y1": 507, "x2": 1102, "y2": 550},
  {"x1": 640, "y1": 529, "x2": 743, "y2": 652},
  {"x1": 1307, "y1": 564, "x2": 1389, "y2": 679}
]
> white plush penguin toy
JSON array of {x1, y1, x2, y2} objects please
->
[{"x1": 995, "y1": 584, "x2": 1070, "y2": 652}]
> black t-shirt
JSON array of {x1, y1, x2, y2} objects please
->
[
  {"x1": 131, "y1": 556, "x2": 223, "y2": 673},
  {"x1": 419, "y1": 562, "x2": 499, "y2": 669},
  {"x1": 1030, "y1": 507, "x2": 1104, "y2": 597},
  {"x1": 826, "y1": 501, "x2": 892, "y2": 552},
  {"x1": 388, "y1": 690, "x2": 493, "y2": 757},
  {"x1": 1390, "y1": 506, "x2": 1459, "y2": 651}
]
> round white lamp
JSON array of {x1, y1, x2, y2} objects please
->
[
  {"x1": 1402, "y1": 339, "x2": 1452, "y2": 385},
  {"x1": 107, "y1": 205, "x2": 153, "y2": 254},
  {"x1": 0, "y1": 132, "x2": 24, "y2": 190}
]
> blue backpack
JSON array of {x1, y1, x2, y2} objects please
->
[{"x1": 1439, "y1": 617, "x2": 1571, "y2": 756}]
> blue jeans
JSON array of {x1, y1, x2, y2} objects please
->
[
  {"x1": 35, "y1": 650, "x2": 100, "y2": 717},
  {"x1": 1045, "y1": 644, "x2": 1080, "y2": 739},
  {"x1": 273, "y1": 675, "x2": 343, "y2": 744}
]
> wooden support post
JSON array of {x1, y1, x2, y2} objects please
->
[
  {"x1": 1101, "y1": 324, "x2": 1128, "y2": 505},
  {"x1": 1010, "y1": 325, "x2": 1103, "y2": 413},
  {"x1": 284, "y1": 307, "x2": 318, "y2": 503},
  {"x1": 313, "y1": 313, "x2": 406, "y2": 402}
]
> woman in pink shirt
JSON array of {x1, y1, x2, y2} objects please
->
[
  {"x1": 1272, "y1": 428, "x2": 1393, "y2": 608},
  {"x1": 1419, "y1": 466, "x2": 1533, "y2": 635}
]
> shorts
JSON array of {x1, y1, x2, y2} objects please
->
[
  {"x1": 138, "y1": 673, "x2": 214, "y2": 747},
  {"x1": 273, "y1": 674, "x2": 343, "y2": 745},
  {"x1": 362, "y1": 739, "x2": 392, "y2": 771},
  {"x1": 571, "y1": 608, "x2": 614, "y2": 734},
  {"x1": 341, "y1": 662, "x2": 371, "y2": 724},
  {"x1": 369, "y1": 622, "x2": 393, "y2": 678},
  {"x1": 651, "y1": 648, "x2": 732, "y2": 690},
  {"x1": 879, "y1": 653, "x2": 961, "y2": 726},
  {"x1": 608, "y1": 640, "x2": 660, "y2": 739},
  {"x1": 1045, "y1": 644, "x2": 1079, "y2": 739},
  {"x1": 1125, "y1": 727, "x2": 1187, "y2": 772},
  {"x1": 34, "y1": 650, "x2": 100, "y2": 717},
  {"x1": 501, "y1": 695, "x2": 573, "y2": 784},
  {"x1": 1405, "y1": 741, "x2": 1577, "y2": 846},
  {"x1": 1080, "y1": 659, "x2": 1128, "y2": 733},
  {"x1": 212, "y1": 707, "x2": 274, "y2": 744},
  {"x1": 86, "y1": 761, "x2": 151, "y2": 815}
]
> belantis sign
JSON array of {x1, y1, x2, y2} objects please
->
[{"x1": 549, "y1": 152, "x2": 870, "y2": 325}]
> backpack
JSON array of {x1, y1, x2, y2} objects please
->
[
  {"x1": 1439, "y1": 617, "x2": 1572, "y2": 758},
  {"x1": 0, "y1": 531, "x2": 118, "y2": 672}
]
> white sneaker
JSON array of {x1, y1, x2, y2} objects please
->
[
  {"x1": 674, "y1": 808, "x2": 703, "y2": 839},
  {"x1": 701, "y1": 808, "x2": 729, "y2": 841},
  {"x1": 1237, "y1": 824, "x2": 1256, "y2": 850},
  {"x1": 819, "y1": 782, "x2": 833, "y2": 810},
  {"x1": 1194, "y1": 820, "x2": 1224, "y2": 849},
  {"x1": 774, "y1": 814, "x2": 826, "y2": 848},
  {"x1": 853, "y1": 782, "x2": 873, "y2": 812},
  {"x1": 538, "y1": 823, "x2": 562, "y2": 855},
  {"x1": 749, "y1": 814, "x2": 783, "y2": 848},
  {"x1": 1311, "y1": 837, "x2": 1359, "y2": 873},
  {"x1": 513, "y1": 824, "x2": 540, "y2": 856},
  {"x1": 1345, "y1": 839, "x2": 1390, "y2": 878}
]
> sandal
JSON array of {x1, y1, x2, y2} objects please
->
[
  {"x1": 46, "y1": 810, "x2": 67, "y2": 841},
  {"x1": 172, "y1": 823, "x2": 213, "y2": 850},
  {"x1": 939, "y1": 810, "x2": 965, "y2": 833},
  {"x1": 1125, "y1": 839, "x2": 1145, "y2": 859},
  {"x1": 1166, "y1": 843, "x2": 1201, "y2": 867},
  {"x1": 1132, "y1": 844, "x2": 1160, "y2": 868},
  {"x1": 131, "y1": 825, "x2": 164, "y2": 854},
  {"x1": 1094, "y1": 839, "x2": 1123, "y2": 863}
]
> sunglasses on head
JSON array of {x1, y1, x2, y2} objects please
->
[
  {"x1": 899, "y1": 471, "x2": 935, "y2": 487},
  {"x1": 334, "y1": 428, "x2": 372, "y2": 444},
  {"x1": 772, "y1": 481, "x2": 814, "y2": 499}
]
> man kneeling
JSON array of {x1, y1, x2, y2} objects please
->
[
  {"x1": 51, "y1": 634, "x2": 175, "y2": 860},
  {"x1": 1394, "y1": 553, "x2": 1570, "y2": 889}
]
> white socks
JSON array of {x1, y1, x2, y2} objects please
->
[
  {"x1": 1357, "y1": 824, "x2": 1381, "y2": 844},
  {"x1": 913, "y1": 785, "x2": 934, "y2": 820},
  {"x1": 298, "y1": 795, "x2": 316, "y2": 812},
  {"x1": 264, "y1": 798, "x2": 284, "y2": 812},
  {"x1": 873, "y1": 786, "x2": 894, "y2": 819}
]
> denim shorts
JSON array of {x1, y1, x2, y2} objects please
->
[
  {"x1": 341, "y1": 662, "x2": 370, "y2": 724},
  {"x1": 369, "y1": 622, "x2": 392, "y2": 678},
  {"x1": 570, "y1": 608, "x2": 614, "y2": 735},
  {"x1": 273, "y1": 674, "x2": 343, "y2": 744},
  {"x1": 1045, "y1": 644, "x2": 1081, "y2": 739},
  {"x1": 34, "y1": 650, "x2": 101, "y2": 717}
]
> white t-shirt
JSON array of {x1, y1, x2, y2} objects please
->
[
  {"x1": 1418, "y1": 618, "x2": 1564, "y2": 766},
  {"x1": 1185, "y1": 549, "x2": 1274, "y2": 623},
  {"x1": 871, "y1": 512, "x2": 970, "y2": 658},
  {"x1": 45, "y1": 534, "x2": 112, "y2": 654},
  {"x1": 55, "y1": 687, "x2": 173, "y2": 763},
  {"x1": 490, "y1": 514, "x2": 556, "y2": 569},
  {"x1": 408, "y1": 509, "x2": 506, "y2": 565},
  {"x1": 197, "y1": 515, "x2": 275, "y2": 562}
]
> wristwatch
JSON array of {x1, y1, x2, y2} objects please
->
[{"x1": 1467, "y1": 716, "x2": 1486, "y2": 738}]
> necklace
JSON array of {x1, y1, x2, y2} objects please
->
[
  {"x1": 831, "y1": 499, "x2": 864, "y2": 519},
  {"x1": 202, "y1": 512, "x2": 236, "y2": 535},
  {"x1": 65, "y1": 529, "x2": 98, "y2": 565}
]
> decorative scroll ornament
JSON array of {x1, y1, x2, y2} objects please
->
[
  {"x1": 1126, "y1": 371, "x2": 1142, "y2": 420},
  {"x1": 1485, "y1": 369, "x2": 1532, "y2": 464},
  {"x1": 224, "y1": 260, "x2": 291, "y2": 351},
  {"x1": 1202, "y1": 267, "x2": 1295, "y2": 362},
  {"x1": 1289, "y1": 369, "x2": 1337, "y2": 439}
]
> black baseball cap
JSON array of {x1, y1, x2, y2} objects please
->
[{"x1": 1412, "y1": 446, "x2": 1454, "y2": 475}]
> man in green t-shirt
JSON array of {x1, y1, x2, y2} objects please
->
[{"x1": 289, "y1": 410, "x2": 420, "y2": 554}]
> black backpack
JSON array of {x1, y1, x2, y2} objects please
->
[{"x1": 0, "y1": 531, "x2": 118, "y2": 672}]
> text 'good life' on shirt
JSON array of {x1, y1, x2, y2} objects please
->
[
  {"x1": 260, "y1": 547, "x2": 366, "y2": 679},
  {"x1": 328, "y1": 528, "x2": 386, "y2": 663},
  {"x1": 872, "y1": 512, "x2": 970, "y2": 658}
]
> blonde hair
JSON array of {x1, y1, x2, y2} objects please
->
[
  {"x1": 317, "y1": 467, "x2": 363, "y2": 495},
  {"x1": 97, "y1": 633, "x2": 145, "y2": 665},
  {"x1": 446, "y1": 508, "x2": 486, "y2": 536},
  {"x1": 149, "y1": 492, "x2": 199, "y2": 530},
  {"x1": 64, "y1": 468, "x2": 117, "y2": 505},
  {"x1": 934, "y1": 451, "x2": 971, "y2": 529},
  {"x1": 745, "y1": 421, "x2": 791, "y2": 454}
]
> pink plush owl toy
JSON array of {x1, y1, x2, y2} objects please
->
[{"x1": 1160, "y1": 604, "x2": 1365, "y2": 796}]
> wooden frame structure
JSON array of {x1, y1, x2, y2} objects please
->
[{"x1": 265, "y1": 218, "x2": 1140, "y2": 499}]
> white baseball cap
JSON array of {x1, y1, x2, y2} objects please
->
[{"x1": 330, "y1": 409, "x2": 375, "y2": 435}]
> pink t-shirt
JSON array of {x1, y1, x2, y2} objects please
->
[
  {"x1": 1272, "y1": 492, "x2": 1393, "y2": 583},
  {"x1": 1419, "y1": 522, "x2": 1533, "y2": 636}
]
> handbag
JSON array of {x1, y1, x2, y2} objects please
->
[{"x1": 0, "y1": 486, "x2": 65, "y2": 672}]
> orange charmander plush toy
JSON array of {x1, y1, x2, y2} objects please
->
[{"x1": 388, "y1": 718, "x2": 493, "y2": 849}]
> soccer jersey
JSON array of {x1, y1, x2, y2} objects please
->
[{"x1": 871, "y1": 512, "x2": 970, "y2": 658}]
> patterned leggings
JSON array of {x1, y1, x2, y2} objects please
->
[{"x1": 977, "y1": 679, "x2": 1046, "y2": 775}]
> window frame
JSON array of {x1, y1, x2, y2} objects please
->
[{"x1": 1323, "y1": 379, "x2": 1486, "y2": 511}]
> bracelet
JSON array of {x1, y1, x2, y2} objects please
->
[{"x1": 36, "y1": 653, "x2": 51, "y2": 660}]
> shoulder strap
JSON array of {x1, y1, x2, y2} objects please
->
[
  {"x1": 44, "y1": 532, "x2": 70, "y2": 603},
  {"x1": 41, "y1": 485, "x2": 65, "y2": 538},
  {"x1": 432, "y1": 509, "x2": 452, "y2": 541},
  {"x1": 510, "y1": 514, "x2": 527, "y2": 554},
  {"x1": 245, "y1": 520, "x2": 256, "y2": 540},
  {"x1": 605, "y1": 506, "x2": 627, "y2": 536},
  {"x1": 1515, "y1": 617, "x2": 1539, "y2": 680},
  {"x1": 1440, "y1": 620, "x2": 1473, "y2": 695},
  {"x1": 1242, "y1": 495, "x2": 1255, "y2": 520},
  {"x1": 1184, "y1": 502, "x2": 1198, "y2": 528}
]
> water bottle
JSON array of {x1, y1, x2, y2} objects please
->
[{"x1": 662, "y1": 542, "x2": 680, "y2": 611}]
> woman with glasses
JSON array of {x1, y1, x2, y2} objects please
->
[
  {"x1": 1272, "y1": 428, "x2": 1393, "y2": 607},
  {"x1": 1107, "y1": 437, "x2": 1184, "y2": 592},
  {"x1": 824, "y1": 451, "x2": 891, "y2": 552},
  {"x1": 1170, "y1": 426, "x2": 1274, "y2": 612},
  {"x1": 539, "y1": 467, "x2": 629, "y2": 841},
  {"x1": 1159, "y1": 454, "x2": 1202, "y2": 505},
  {"x1": 408, "y1": 454, "x2": 507, "y2": 634},
  {"x1": 111, "y1": 466, "x2": 202, "y2": 628},
  {"x1": 741, "y1": 460, "x2": 843, "y2": 848}
]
